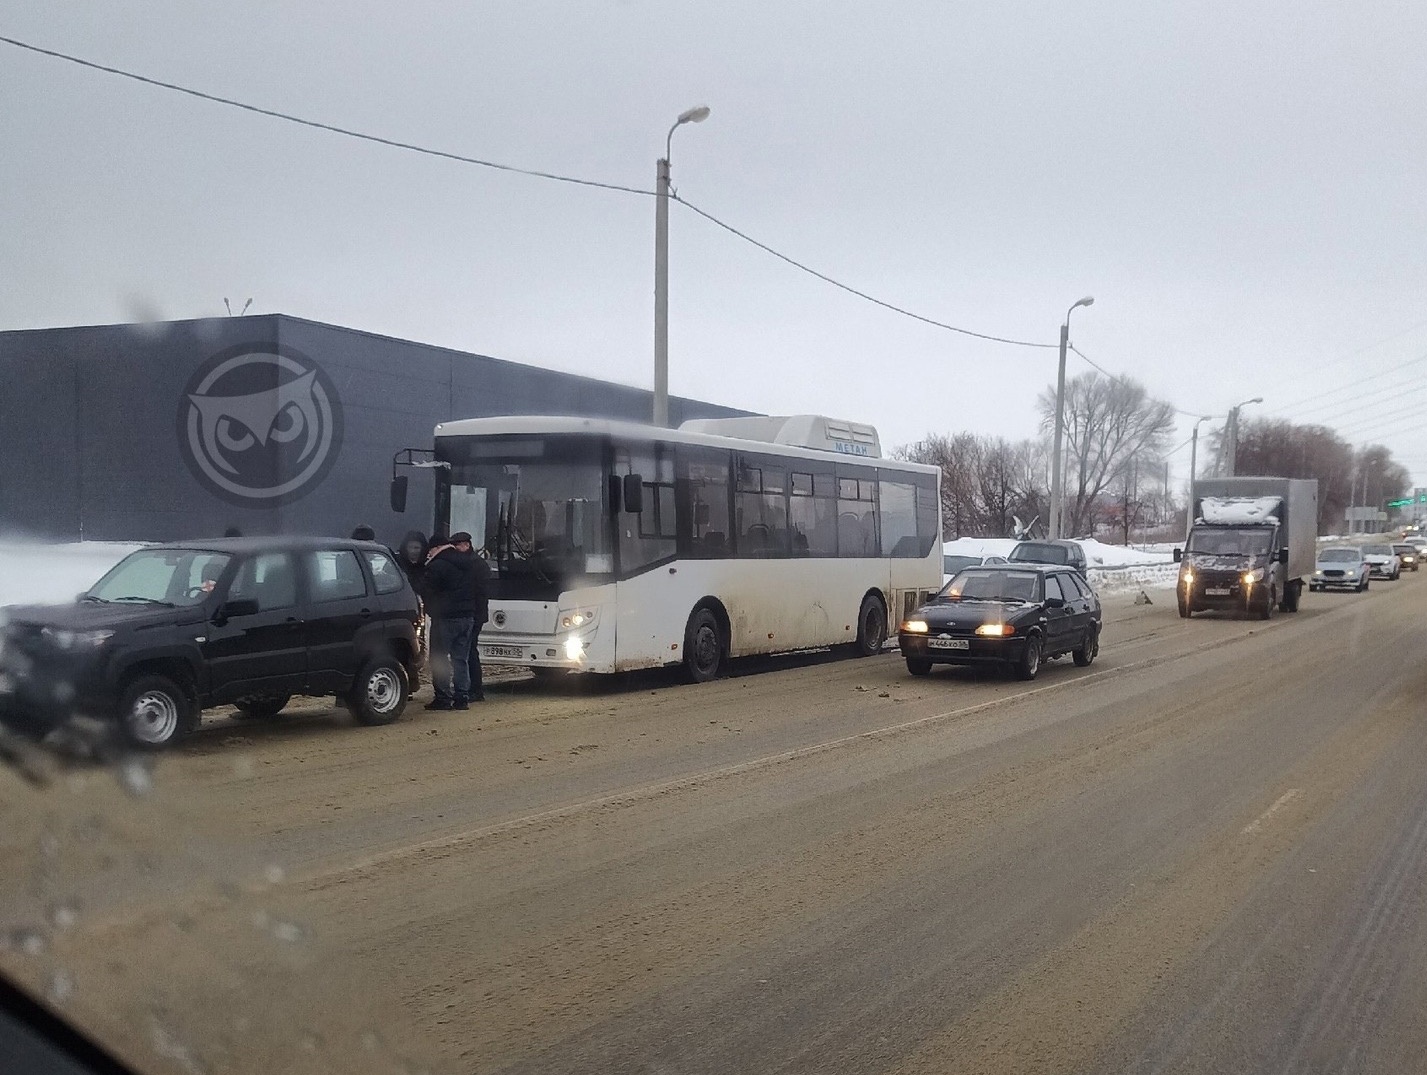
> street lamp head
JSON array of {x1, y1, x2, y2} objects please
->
[
  {"x1": 1074, "y1": 295, "x2": 1095, "y2": 310},
  {"x1": 1247, "y1": 396, "x2": 1263, "y2": 405},
  {"x1": 677, "y1": 105, "x2": 711, "y2": 125}
]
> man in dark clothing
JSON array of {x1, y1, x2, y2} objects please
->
[
  {"x1": 423, "y1": 532, "x2": 480, "y2": 711},
  {"x1": 466, "y1": 549, "x2": 492, "y2": 702},
  {"x1": 397, "y1": 530, "x2": 430, "y2": 667}
]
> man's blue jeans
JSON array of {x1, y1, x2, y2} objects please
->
[{"x1": 430, "y1": 616, "x2": 475, "y2": 704}]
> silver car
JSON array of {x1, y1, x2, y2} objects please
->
[
  {"x1": 1310, "y1": 547, "x2": 1370, "y2": 592},
  {"x1": 1361, "y1": 543, "x2": 1401, "y2": 580}
]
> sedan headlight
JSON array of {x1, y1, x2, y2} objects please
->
[
  {"x1": 976, "y1": 623, "x2": 1014, "y2": 637},
  {"x1": 40, "y1": 627, "x2": 113, "y2": 650},
  {"x1": 902, "y1": 620, "x2": 929, "y2": 634},
  {"x1": 559, "y1": 607, "x2": 599, "y2": 630}
]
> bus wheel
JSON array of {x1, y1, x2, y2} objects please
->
[
  {"x1": 683, "y1": 607, "x2": 726, "y2": 683},
  {"x1": 853, "y1": 594, "x2": 887, "y2": 657}
]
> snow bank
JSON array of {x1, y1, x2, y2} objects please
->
[
  {"x1": 0, "y1": 542, "x2": 143, "y2": 608},
  {"x1": 942, "y1": 537, "x2": 1020, "y2": 559},
  {"x1": 944, "y1": 536, "x2": 1170, "y2": 568}
]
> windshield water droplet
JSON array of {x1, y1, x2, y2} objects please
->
[{"x1": 116, "y1": 756, "x2": 155, "y2": 798}]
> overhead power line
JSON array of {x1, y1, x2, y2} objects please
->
[
  {"x1": 1, "y1": 31, "x2": 1066, "y2": 354},
  {"x1": 674, "y1": 196, "x2": 1056, "y2": 349},
  {"x1": 1067, "y1": 345, "x2": 1206, "y2": 419},
  {"x1": 0, "y1": 33, "x2": 655, "y2": 196}
]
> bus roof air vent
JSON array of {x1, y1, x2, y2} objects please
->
[{"x1": 678, "y1": 415, "x2": 882, "y2": 458}]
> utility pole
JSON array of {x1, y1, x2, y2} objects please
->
[
  {"x1": 652, "y1": 105, "x2": 710, "y2": 428},
  {"x1": 1224, "y1": 396, "x2": 1263, "y2": 477},
  {"x1": 1048, "y1": 295, "x2": 1094, "y2": 539}
]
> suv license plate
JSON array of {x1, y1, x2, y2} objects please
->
[
  {"x1": 1205, "y1": 587, "x2": 1231, "y2": 596},
  {"x1": 928, "y1": 637, "x2": 969, "y2": 650},
  {"x1": 485, "y1": 644, "x2": 524, "y2": 659}
]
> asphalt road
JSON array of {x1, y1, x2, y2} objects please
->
[{"x1": 3, "y1": 573, "x2": 1426, "y2": 1074}]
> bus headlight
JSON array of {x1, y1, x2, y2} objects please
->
[
  {"x1": 559, "y1": 607, "x2": 599, "y2": 630},
  {"x1": 563, "y1": 636, "x2": 585, "y2": 661}
]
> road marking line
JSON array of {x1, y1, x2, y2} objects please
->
[
  {"x1": 297, "y1": 629, "x2": 1260, "y2": 887},
  {"x1": 1241, "y1": 788, "x2": 1303, "y2": 835}
]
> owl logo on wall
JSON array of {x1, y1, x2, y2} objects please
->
[{"x1": 177, "y1": 345, "x2": 343, "y2": 506}]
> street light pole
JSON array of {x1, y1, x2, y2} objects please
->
[
  {"x1": 1187, "y1": 415, "x2": 1212, "y2": 540},
  {"x1": 1048, "y1": 295, "x2": 1095, "y2": 540},
  {"x1": 1223, "y1": 396, "x2": 1264, "y2": 477},
  {"x1": 652, "y1": 105, "x2": 710, "y2": 428}
]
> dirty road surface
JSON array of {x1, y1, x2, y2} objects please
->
[{"x1": 3, "y1": 579, "x2": 1426, "y2": 1074}]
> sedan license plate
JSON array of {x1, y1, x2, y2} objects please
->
[
  {"x1": 1205, "y1": 587, "x2": 1231, "y2": 596},
  {"x1": 484, "y1": 644, "x2": 524, "y2": 659},
  {"x1": 928, "y1": 637, "x2": 970, "y2": 650}
]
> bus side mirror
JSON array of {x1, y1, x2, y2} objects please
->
[
  {"x1": 623, "y1": 474, "x2": 645, "y2": 514},
  {"x1": 1172, "y1": 548, "x2": 1182, "y2": 562},
  {"x1": 608, "y1": 475, "x2": 623, "y2": 513},
  {"x1": 390, "y1": 475, "x2": 408, "y2": 513},
  {"x1": 1279, "y1": 547, "x2": 1289, "y2": 564}
]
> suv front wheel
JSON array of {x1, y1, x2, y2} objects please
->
[
  {"x1": 347, "y1": 656, "x2": 410, "y2": 725},
  {"x1": 118, "y1": 674, "x2": 198, "y2": 750}
]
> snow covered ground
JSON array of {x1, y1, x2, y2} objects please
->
[
  {"x1": 942, "y1": 537, "x2": 1177, "y2": 591},
  {"x1": 0, "y1": 541, "x2": 142, "y2": 608}
]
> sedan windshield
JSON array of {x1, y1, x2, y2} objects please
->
[
  {"x1": 1362, "y1": 545, "x2": 1393, "y2": 556},
  {"x1": 941, "y1": 569, "x2": 1042, "y2": 603},
  {"x1": 1008, "y1": 542, "x2": 1069, "y2": 564},
  {"x1": 1318, "y1": 548, "x2": 1360, "y2": 562},
  {"x1": 86, "y1": 548, "x2": 231, "y2": 607}
]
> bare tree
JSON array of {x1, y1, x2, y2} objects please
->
[
  {"x1": 1036, "y1": 373, "x2": 1176, "y2": 538},
  {"x1": 897, "y1": 434, "x2": 1047, "y2": 538}
]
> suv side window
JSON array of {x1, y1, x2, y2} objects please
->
[
  {"x1": 365, "y1": 550, "x2": 406, "y2": 595},
  {"x1": 308, "y1": 549, "x2": 368, "y2": 603},
  {"x1": 228, "y1": 553, "x2": 298, "y2": 612}
]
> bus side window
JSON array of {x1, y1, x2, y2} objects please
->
[
  {"x1": 737, "y1": 457, "x2": 789, "y2": 558},
  {"x1": 677, "y1": 449, "x2": 732, "y2": 559},
  {"x1": 837, "y1": 473, "x2": 878, "y2": 557},
  {"x1": 878, "y1": 477, "x2": 919, "y2": 558},
  {"x1": 790, "y1": 471, "x2": 837, "y2": 557}
]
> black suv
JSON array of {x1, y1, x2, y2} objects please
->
[
  {"x1": 1008, "y1": 539, "x2": 1089, "y2": 576},
  {"x1": 898, "y1": 563, "x2": 1101, "y2": 680},
  {"x1": 0, "y1": 537, "x2": 422, "y2": 749}
]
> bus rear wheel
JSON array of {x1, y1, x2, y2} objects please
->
[{"x1": 683, "y1": 607, "x2": 726, "y2": 684}]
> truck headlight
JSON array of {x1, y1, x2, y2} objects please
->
[
  {"x1": 1181, "y1": 570, "x2": 1195, "y2": 586},
  {"x1": 1242, "y1": 568, "x2": 1264, "y2": 585}
]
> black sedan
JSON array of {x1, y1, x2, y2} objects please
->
[{"x1": 897, "y1": 564, "x2": 1101, "y2": 681}]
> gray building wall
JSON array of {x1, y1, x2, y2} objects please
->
[{"x1": 0, "y1": 315, "x2": 750, "y2": 544}]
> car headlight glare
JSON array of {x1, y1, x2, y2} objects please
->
[
  {"x1": 40, "y1": 627, "x2": 113, "y2": 650},
  {"x1": 1181, "y1": 570, "x2": 1195, "y2": 585},
  {"x1": 902, "y1": 620, "x2": 929, "y2": 634},
  {"x1": 976, "y1": 623, "x2": 1013, "y2": 637},
  {"x1": 1242, "y1": 568, "x2": 1264, "y2": 585}
]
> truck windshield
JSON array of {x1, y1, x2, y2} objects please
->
[
  {"x1": 1186, "y1": 528, "x2": 1273, "y2": 556},
  {"x1": 442, "y1": 438, "x2": 612, "y2": 596}
]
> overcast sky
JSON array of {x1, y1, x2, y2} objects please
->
[{"x1": 4, "y1": 1, "x2": 1426, "y2": 487}]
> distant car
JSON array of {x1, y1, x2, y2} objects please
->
[
  {"x1": 1007, "y1": 539, "x2": 1088, "y2": 576},
  {"x1": 942, "y1": 552, "x2": 1008, "y2": 581},
  {"x1": 1310, "y1": 547, "x2": 1370, "y2": 592},
  {"x1": 1392, "y1": 543, "x2": 1421, "y2": 572},
  {"x1": 1361, "y1": 543, "x2": 1401, "y2": 580},
  {"x1": 898, "y1": 564, "x2": 1101, "y2": 681},
  {"x1": 0, "y1": 537, "x2": 423, "y2": 749}
]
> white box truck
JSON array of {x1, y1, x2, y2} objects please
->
[{"x1": 1173, "y1": 477, "x2": 1319, "y2": 618}]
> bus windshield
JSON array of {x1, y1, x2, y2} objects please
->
[{"x1": 444, "y1": 439, "x2": 611, "y2": 594}]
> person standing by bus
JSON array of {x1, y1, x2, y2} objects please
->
[
  {"x1": 466, "y1": 547, "x2": 492, "y2": 702},
  {"x1": 397, "y1": 530, "x2": 431, "y2": 667},
  {"x1": 423, "y1": 531, "x2": 479, "y2": 711}
]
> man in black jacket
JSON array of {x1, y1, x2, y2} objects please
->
[{"x1": 423, "y1": 531, "x2": 480, "y2": 711}]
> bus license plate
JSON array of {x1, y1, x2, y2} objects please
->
[
  {"x1": 485, "y1": 644, "x2": 524, "y2": 659},
  {"x1": 1205, "y1": 587, "x2": 1231, "y2": 596},
  {"x1": 928, "y1": 637, "x2": 969, "y2": 650}
]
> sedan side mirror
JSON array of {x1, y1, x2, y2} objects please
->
[
  {"x1": 1172, "y1": 548, "x2": 1182, "y2": 562},
  {"x1": 1045, "y1": 596, "x2": 1066, "y2": 609}
]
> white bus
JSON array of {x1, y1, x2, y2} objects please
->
[{"x1": 397, "y1": 414, "x2": 942, "y2": 681}]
